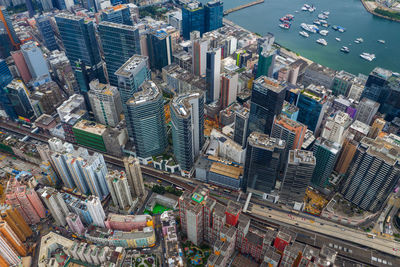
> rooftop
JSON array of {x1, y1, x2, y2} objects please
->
[
  {"x1": 275, "y1": 114, "x2": 306, "y2": 130},
  {"x1": 254, "y1": 76, "x2": 285, "y2": 94},
  {"x1": 171, "y1": 91, "x2": 203, "y2": 117},
  {"x1": 289, "y1": 149, "x2": 316, "y2": 165},
  {"x1": 127, "y1": 81, "x2": 161, "y2": 105},
  {"x1": 209, "y1": 162, "x2": 243, "y2": 180},
  {"x1": 73, "y1": 120, "x2": 107, "y2": 136},
  {"x1": 361, "y1": 136, "x2": 400, "y2": 166},
  {"x1": 307, "y1": 62, "x2": 336, "y2": 77},
  {"x1": 371, "y1": 67, "x2": 392, "y2": 80},
  {"x1": 350, "y1": 120, "x2": 371, "y2": 135},
  {"x1": 89, "y1": 79, "x2": 119, "y2": 96},
  {"x1": 115, "y1": 55, "x2": 148, "y2": 78},
  {"x1": 248, "y1": 132, "x2": 286, "y2": 151},
  {"x1": 35, "y1": 114, "x2": 55, "y2": 126},
  {"x1": 99, "y1": 21, "x2": 137, "y2": 31},
  {"x1": 282, "y1": 101, "x2": 299, "y2": 115}
]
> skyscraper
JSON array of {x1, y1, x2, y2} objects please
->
[
  {"x1": 192, "y1": 37, "x2": 208, "y2": 77},
  {"x1": 115, "y1": 55, "x2": 150, "y2": 108},
  {"x1": 220, "y1": 72, "x2": 238, "y2": 109},
  {"x1": 280, "y1": 150, "x2": 316, "y2": 208},
  {"x1": 105, "y1": 170, "x2": 134, "y2": 210},
  {"x1": 334, "y1": 137, "x2": 357, "y2": 175},
  {"x1": 55, "y1": 14, "x2": 105, "y2": 91},
  {"x1": 11, "y1": 50, "x2": 32, "y2": 84},
  {"x1": 0, "y1": 6, "x2": 20, "y2": 49},
  {"x1": 204, "y1": 0, "x2": 223, "y2": 32},
  {"x1": 247, "y1": 76, "x2": 285, "y2": 138},
  {"x1": 311, "y1": 138, "x2": 341, "y2": 189},
  {"x1": 321, "y1": 111, "x2": 352, "y2": 144},
  {"x1": 38, "y1": 187, "x2": 69, "y2": 226},
  {"x1": 36, "y1": 16, "x2": 58, "y2": 51},
  {"x1": 0, "y1": 59, "x2": 16, "y2": 120},
  {"x1": 256, "y1": 34, "x2": 276, "y2": 78},
  {"x1": 0, "y1": 205, "x2": 32, "y2": 242},
  {"x1": 341, "y1": 135, "x2": 400, "y2": 212},
  {"x1": 0, "y1": 221, "x2": 25, "y2": 266},
  {"x1": 123, "y1": 156, "x2": 145, "y2": 197},
  {"x1": 88, "y1": 79, "x2": 123, "y2": 127},
  {"x1": 86, "y1": 196, "x2": 106, "y2": 227},
  {"x1": 272, "y1": 114, "x2": 307, "y2": 151},
  {"x1": 368, "y1": 117, "x2": 386, "y2": 139},
  {"x1": 147, "y1": 30, "x2": 172, "y2": 71},
  {"x1": 66, "y1": 213, "x2": 85, "y2": 235},
  {"x1": 206, "y1": 47, "x2": 221, "y2": 103},
  {"x1": 296, "y1": 84, "x2": 329, "y2": 133},
  {"x1": 233, "y1": 107, "x2": 249, "y2": 148},
  {"x1": 182, "y1": 1, "x2": 205, "y2": 40},
  {"x1": 5, "y1": 79, "x2": 35, "y2": 121},
  {"x1": 98, "y1": 21, "x2": 140, "y2": 87},
  {"x1": 125, "y1": 81, "x2": 167, "y2": 160},
  {"x1": 243, "y1": 132, "x2": 286, "y2": 195},
  {"x1": 355, "y1": 98, "x2": 380, "y2": 125},
  {"x1": 170, "y1": 91, "x2": 205, "y2": 172},
  {"x1": 0, "y1": 27, "x2": 12, "y2": 58},
  {"x1": 100, "y1": 4, "x2": 133, "y2": 25},
  {"x1": 21, "y1": 41, "x2": 50, "y2": 79}
]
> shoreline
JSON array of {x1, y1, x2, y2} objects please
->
[{"x1": 360, "y1": 0, "x2": 400, "y2": 23}]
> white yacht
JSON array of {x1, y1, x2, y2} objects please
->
[
  {"x1": 316, "y1": 38, "x2": 328, "y2": 46},
  {"x1": 319, "y1": 30, "x2": 329, "y2": 36},
  {"x1": 360, "y1": 52, "x2": 375, "y2": 61},
  {"x1": 299, "y1": 31, "x2": 310, "y2": 37},
  {"x1": 335, "y1": 37, "x2": 341, "y2": 42}
]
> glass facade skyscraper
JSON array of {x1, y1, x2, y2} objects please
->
[
  {"x1": 125, "y1": 81, "x2": 167, "y2": 160},
  {"x1": 205, "y1": 0, "x2": 223, "y2": 32},
  {"x1": 247, "y1": 76, "x2": 285, "y2": 138},
  {"x1": 36, "y1": 16, "x2": 58, "y2": 51},
  {"x1": 147, "y1": 30, "x2": 172, "y2": 71},
  {"x1": 5, "y1": 79, "x2": 35, "y2": 121},
  {"x1": 98, "y1": 22, "x2": 140, "y2": 87},
  {"x1": 0, "y1": 6, "x2": 19, "y2": 49},
  {"x1": 243, "y1": 132, "x2": 286, "y2": 195},
  {"x1": 206, "y1": 47, "x2": 221, "y2": 103},
  {"x1": 182, "y1": 1, "x2": 205, "y2": 40},
  {"x1": 170, "y1": 91, "x2": 205, "y2": 172},
  {"x1": 100, "y1": 5, "x2": 133, "y2": 25},
  {"x1": 0, "y1": 60, "x2": 16, "y2": 120},
  {"x1": 55, "y1": 13, "x2": 105, "y2": 88}
]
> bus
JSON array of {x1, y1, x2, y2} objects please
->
[{"x1": 367, "y1": 233, "x2": 376, "y2": 239}]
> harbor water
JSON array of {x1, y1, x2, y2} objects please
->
[{"x1": 202, "y1": 0, "x2": 400, "y2": 75}]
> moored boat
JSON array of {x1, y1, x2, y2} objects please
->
[{"x1": 316, "y1": 38, "x2": 328, "y2": 46}]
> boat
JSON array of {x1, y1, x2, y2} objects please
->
[
  {"x1": 286, "y1": 14, "x2": 294, "y2": 20},
  {"x1": 301, "y1": 6, "x2": 308, "y2": 11},
  {"x1": 313, "y1": 20, "x2": 321, "y2": 25},
  {"x1": 360, "y1": 52, "x2": 375, "y2": 61},
  {"x1": 338, "y1": 27, "x2": 346, "y2": 33},
  {"x1": 340, "y1": 46, "x2": 350, "y2": 53},
  {"x1": 323, "y1": 11, "x2": 330, "y2": 15},
  {"x1": 308, "y1": 6, "x2": 316, "y2": 12},
  {"x1": 299, "y1": 31, "x2": 310, "y2": 37},
  {"x1": 319, "y1": 19, "x2": 328, "y2": 24},
  {"x1": 318, "y1": 14, "x2": 328, "y2": 19},
  {"x1": 304, "y1": 4, "x2": 311, "y2": 8},
  {"x1": 322, "y1": 23, "x2": 329, "y2": 28},
  {"x1": 279, "y1": 23, "x2": 290, "y2": 29},
  {"x1": 332, "y1": 25, "x2": 338, "y2": 30},
  {"x1": 295, "y1": 10, "x2": 299, "y2": 13},
  {"x1": 354, "y1": 38, "x2": 364, "y2": 44},
  {"x1": 335, "y1": 37, "x2": 341, "y2": 41},
  {"x1": 378, "y1": 39, "x2": 385, "y2": 44},
  {"x1": 319, "y1": 30, "x2": 329, "y2": 36},
  {"x1": 316, "y1": 38, "x2": 328, "y2": 46},
  {"x1": 280, "y1": 17, "x2": 290, "y2": 22},
  {"x1": 301, "y1": 23, "x2": 317, "y2": 33}
]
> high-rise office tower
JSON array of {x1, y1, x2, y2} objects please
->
[
  {"x1": 98, "y1": 21, "x2": 140, "y2": 87},
  {"x1": 296, "y1": 84, "x2": 329, "y2": 133},
  {"x1": 0, "y1": 6, "x2": 20, "y2": 49},
  {"x1": 256, "y1": 34, "x2": 276, "y2": 78},
  {"x1": 86, "y1": 196, "x2": 106, "y2": 227},
  {"x1": 55, "y1": 14, "x2": 105, "y2": 93},
  {"x1": 88, "y1": 79, "x2": 122, "y2": 127},
  {"x1": 368, "y1": 117, "x2": 386, "y2": 139},
  {"x1": 182, "y1": 1, "x2": 205, "y2": 40},
  {"x1": 321, "y1": 111, "x2": 352, "y2": 144},
  {"x1": 248, "y1": 76, "x2": 285, "y2": 138},
  {"x1": 0, "y1": 221, "x2": 26, "y2": 266},
  {"x1": 206, "y1": 47, "x2": 221, "y2": 103},
  {"x1": 341, "y1": 135, "x2": 400, "y2": 212},
  {"x1": 233, "y1": 107, "x2": 249, "y2": 148},
  {"x1": 280, "y1": 150, "x2": 316, "y2": 208},
  {"x1": 204, "y1": 0, "x2": 223, "y2": 32},
  {"x1": 66, "y1": 213, "x2": 85, "y2": 235},
  {"x1": 0, "y1": 59, "x2": 16, "y2": 120},
  {"x1": 355, "y1": 98, "x2": 380, "y2": 125},
  {"x1": 38, "y1": 187, "x2": 69, "y2": 226},
  {"x1": 115, "y1": 55, "x2": 150, "y2": 108},
  {"x1": 0, "y1": 205, "x2": 32, "y2": 242},
  {"x1": 0, "y1": 27, "x2": 12, "y2": 58},
  {"x1": 5, "y1": 179, "x2": 46, "y2": 224},
  {"x1": 25, "y1": 0, "x2": 35, "y2": 17},
  {"x1": 125, "y1": 81, "x2": 167, "y2": 160},
  {"x1": 192, "y1": 37, "x2": 208, "y2": 77},
  {"x1": 170, "y1": 91, "x2": 205, "y2": 172},
  {"x1": 36, "y1": 16, "x2": 58, "y2": 51},
  {"x1": 39, "y1": 0, "x2": 53, "y2": 11},
  {"x1": 147, "y1": 30, "x2": 172, "y2": 71},
  {"x1": 311, "y1": 138, "x2": 341, "y2": 189},
  {"x1": 11, "y1": 50, "x2": 32, "y2": 84},
  {"x1": 272, "y1": 114, "x2": 307, "y2": 150},
  {"x1": 100, "y1": 4, "x2": 133, "y2": 25},
  {"x1": 220, "y1": 72, "x2": 238, "y2": 109},
  {"x1": 105, "y1": 170, "x2": 134, "y2": 210},
  {"x1": 21, "y1": 41, "x2": 50, "y2": 79},
  {"x1": 331, "y1": 70, "x2": 355, "y2": 96},
  {"x1": 123, "y1": 156, "x2": 145, "y2": 197},
  {"x1": 5, "y1": 79, "x2": 35, "y2": 121},
  {"x1": 334, "y1": 137, "x2": 358, "y2": 175},
  {"x1": 243, "y1": 132, "x2": 286, "y2": 195}
]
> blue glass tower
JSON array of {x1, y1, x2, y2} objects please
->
[
  {"x1": 98, "y1": 21, "x2": 140, "y2": 87},
  {"x1": 100, "y1": 5, "x2": 133, "y2": 25},
  {"x1": 182, "y1": 1, "x2": 205, "y2": 40},
  {"x1": 5, "y1": 80, "x2": 35, "y2": 121},
  {"x1": 0, "y1": 60, "x2": 16, "y2": 120},
  {"x1": 147, "y1": 30, "x2": 172, "y2": 71},
  {"x1": 205, "y1": 0, "x2": 223, "y2": 32},
  {"x1": 36, "y1": 16, "x2": 58, "y2": 51},
  {"x1": 25, "y1": 0, "x2": 35, "y2": 17}
]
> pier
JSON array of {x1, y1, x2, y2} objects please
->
[{"x1": 223, "y1": 0, "x2": 265, "y2": 16}]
